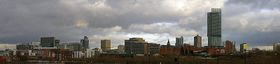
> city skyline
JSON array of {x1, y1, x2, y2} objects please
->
[{"x1": 1, "y1": 0, "x2": 280, "y2": 49}]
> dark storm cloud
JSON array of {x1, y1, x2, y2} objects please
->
[
  {"x1": 84, "y1": 0, "x2": 186, "y2": 28},
  {"x1": 0, "y1": 0, "x2": 87, "y2": 44},
  {"x1": 45, "y1": 0, "x2": 224, "y2": 47},
  {"x1": 0, "y1": 0, "x2": 280, "y2": 49}
]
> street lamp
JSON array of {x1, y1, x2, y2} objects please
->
[
  {"x1": 244, "y1": 49, "x2": 247, "y2": 64},
  {"x1": 216, "y1": 49, "x2": 220, "y2": 64}
]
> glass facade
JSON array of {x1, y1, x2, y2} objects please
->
[{"x1": 207, "y1": 8, "x2": 222, "y2": 47}]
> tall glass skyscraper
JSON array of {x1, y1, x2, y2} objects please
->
[
  {"x1": 81, "y1": 36, "x2": 89, "y2": 49},
  {"x1": 207, "y1": 8, "x2": 222, "y2": 47},
  {"x1": 175, "y1": 36, "x2": 184, "y2": 48}
]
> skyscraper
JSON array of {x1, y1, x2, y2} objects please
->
[
  {"x1": 194, "y1": 35, "x2": 202, "y2": 47},
  {"x1": 40, "y1": 37, "x2": 59, "y2": 47},
  {"x1": 207, "y1": 8, "x2": 222, "y2": 47},
  {"x1": 101, "y1": 40, "x2": 111, "y2": 51},
  {"x1": 175, "y1": 36, "x2": 184, "y2": 48},
  {"x1": 80, "y1": 36, "x2": 89, "y2": 49}
]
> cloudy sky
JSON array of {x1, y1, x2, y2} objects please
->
[{"x1": 0, "y1": 0, "x2": 280, "y2": 49}]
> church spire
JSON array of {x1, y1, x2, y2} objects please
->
[{"x1": 167, "y1": 39, "x2": 170, "y2": 46}]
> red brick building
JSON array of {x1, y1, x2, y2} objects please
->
[
  {"x1": 160, "y1": 47, "x2": 180, "y2": 56},
  {"x1": 184, "y1": 44, "x2": 204, "y2": 52},
  {"x1": 184, "y1": 44, "x2": 226, "y2": 56},
  {"x1": 159, "y1": 40, "x2": 180, "y2": 56},
  {"x1": 206, "y1": 47, "x2": 225, "y2": 56},
  {"x1": 224, "y1": 40, "x2": 235, "y2": 54}
]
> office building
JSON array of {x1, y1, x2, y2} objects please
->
[
  {"x1": 67, "y1": 42, "x2": 82, "y2": 51},
  {"x1": 175, "y1": 36, "x2": 184, "y2": 48},
  {"x1": 101, "y1": 40, "x2": 111, "y2": 51},
  {"x1": 207, "y1": 8, "x2": 222, "y2": 47},
  {"x1": 55, "y1": 40, "x2": 60, "y2": 47},
  {"x1": 58, "y1": 43, "x2": 68, "y2": 49},
  {"x1": 194, "y1": 35, "x2": 202, "y2": 47},
  {"x1": 240, "y1": 43, "x2": 249, "y2": 52},
  {"x1": 118, "y1": 45, "x2": 125, "y2": 53},
  {"x1": 93, "y1": 48, "x2": 102, "y2": 55},
  {"x1": 16, "y1": 42, "x2": 40, "y2": 50},
  {"x1": 40, "y1": 37, "x2": 59, "y2": 47},
  {"x1": 16, "y1": 44, "x2": 32, "y2": 50},
  {"x1": 148, "y1": 43, "x2": 160, "y2": 55},
  {"x1": 125, "y1": 38, "x2": 148, "y2": 54},
  {"x1": 80, "y1": 36, "x2": 89, "y2": 49},
  {"x1": 58, "y1": 42, "x2": 82, "y2": 51},
  {"x1": 273, "y1": 43, "x2": 280, "y2": 52}
]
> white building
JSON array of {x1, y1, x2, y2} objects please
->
[
  {"x1": 72, "y1": 49, "x2": 95, "y2": 58},
  {"x1": 86, "y1": 49, "x2": 95, "y2": 58},
  {"x1": 254, "y1": 46, "x2": 273, "y2": 51},
  {"x1": 72, "y1": 51, "x2": 83, "y2": 58}
]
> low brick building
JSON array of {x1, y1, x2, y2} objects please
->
[{"x1": 159, "y1": 40, "x2": 181, "y2": 56}]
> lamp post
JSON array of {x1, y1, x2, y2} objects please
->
[
  {"x1": 216, "y1": 49, "x2": 219, "y2": 64},
  {"x1": 244, "y1": 49, "x2": 247, "y2": 64}
]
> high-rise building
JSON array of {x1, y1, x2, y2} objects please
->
[
  {"x1": 207, "y1": 8, "x2": 222, "y2": 47},
  {"x1": 125, "y1": 38, "x2": 148, "y2": 54},
  {"x1": 273, "y1": 43, "x2": 280, "y2": 52},
  {"x1": 40, "y1": 37, "x2": 59, "y2": 47},
  {"x1": 240, "y1": 43, "x2": 249, "y2": 52},
  {"x1": 80, "y1": 36, "x2": 89, "y2": 49},
  {"x1": 101, "y1": 40, "x2": 111, "y2": 52},
  {"x1": 175, "y1": 36, "x2": 184, "y2": 48},
  {"x1": 194, "y1": 35, "x2": 202, "y2": 47}
]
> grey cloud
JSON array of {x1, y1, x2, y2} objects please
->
[
  {"x1": 127, "y1": 22, "x2": 198, "y2": 36},
  {"x1": 223, "y1": 0, "x2": 280, "y2": 46},
  {"x1": 0, "y1": 0, "x2": 87, "y2": 43},
  {"x1": 226, "y1": 0, "x2": 280, "y2": 9},
  {"x1": 1, "y1": 0, "x2": 280, "y2": 49}
]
